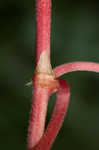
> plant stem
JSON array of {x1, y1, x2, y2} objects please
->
[
  {"x1": 26, "y1": 0, "x2": 99, "y2": 149},
  {"x1": 54, "y1": 62, "x2": 99, "y2": 77},
  {"x1": 27, "y1": 84, "x2": 50, "y2": 149},
  {"x1": 35, "y1": 0, "x2": 51, "y2": 65},
  {"x1": 33, "y1": 79, "x2": 70, "y2": 150},
  {"x1": 27, "y1": 0, "x2": 55, "y2": 149}
]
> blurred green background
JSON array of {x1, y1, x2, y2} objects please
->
[{"x1": 0, "y1": 0, "x2": 99, "y2": 150}]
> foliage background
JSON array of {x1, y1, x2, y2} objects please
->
[{"x1": 0, "y1": 0, "x2": 99, "y2": 150}]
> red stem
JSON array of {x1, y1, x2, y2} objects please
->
[
  {"x1": 54, "y1": 62, "x2": 99, "y2": 77},
  {"x1": 27, "y1": 84, "x2": 50, "y2": 149},
  {"x1": 27, "y1": 0, "x2": 53, "y2": 149},
  {"x1": 27, "y1": 0, "x2": 99, "y2": 149},
  {"x1": 33, "y1": 79, "x2": 70, "y2": 150},
  {"x1": 35, "y1": 0, "x2": 51, "y2": 63}
]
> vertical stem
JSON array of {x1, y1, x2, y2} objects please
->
[
  {"x1": 35, "y1": 0, "x2": 51, "y2": 64},
  {"x1": 27, "y1": 84, "x2": 50, "y2": 149},
  {"x1": 27, "y1": 0, "x2": 54, "y2": 149}
]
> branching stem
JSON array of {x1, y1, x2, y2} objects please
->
[{"x1": 26, "y1": 0, "x2": 99, "y2": 150}]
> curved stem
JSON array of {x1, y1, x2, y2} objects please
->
[
  {"x1": 33, "y1": 79, "x2": 70, "y2": 150},
  {"x1": 54, "y1": 62, "x2": 99, "y2": 77}
]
